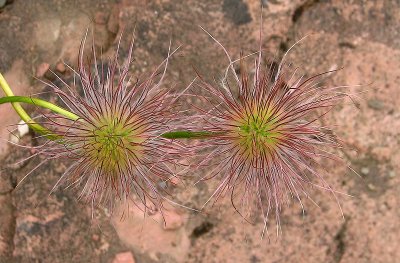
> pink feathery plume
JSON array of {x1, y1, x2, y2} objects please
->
[
  {"x1": 187, "y1": 27, "x2": 350, "y2": 236},
  {"x1": 24, "y1": 34, "x2": 185, "y2": 215}
]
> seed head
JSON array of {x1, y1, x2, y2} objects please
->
[
  {"x1": 190, "y1": 34, "x2": 348, "y2": 235},
  {"x1": 35, "y1": 36, "x2": 182, "y2": 213}
]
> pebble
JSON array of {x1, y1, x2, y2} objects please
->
[
  {"x1": 361, "y1": 167, "x2": 370, "y2": 175},
  {"x1": 56, "y1": 62, "x2": 66, "y2": 73},
  {"x1": 0, "y1": 0, "x2": 6, "y2": 8},
  {"x1": 367, "y1": 99, "x2": 384, "y2": 111},
  {"x1": 9, "y1": 120, "x2": 29, "y2": 143},
  {"x1": 92, "y1": 234, "x2": 100, "y2": 241},
  {"x1": 367, "y1": 183, "x2": 376, "y2": 191},
  {"x1": 36, "y1": 62, "x2": 50, "y2": 78},
  {"x1": 388, "y1": 171, "x2": 396, "y2": 178},
  {"x1": 112, "y1": 252, "x2": 135, "y2": 263},
  {"x1": 17, "y1": 120, "x2": 30, "y2": 137}
]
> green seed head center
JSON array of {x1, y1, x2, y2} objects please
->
[
  {"x1": 95, "y1": 125, "x2": 128, "y2": 156},
  {"x1": 89, "y1": 118, "x2": 141, "y2": 172},
  {"x1": 236, "y1": 112, "x2": 280, "y2": 156}
]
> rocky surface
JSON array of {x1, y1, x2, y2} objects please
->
[{"x1": 0, "y1": 0, "x2": 399, "y2": 262}]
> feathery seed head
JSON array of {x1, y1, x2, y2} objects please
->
[
  {"x1": 189, "y1": 32, "x2": 349, "y2": 235},
  {"x1": 37, "y1": 36, "x2": 182, "y2": 213}
]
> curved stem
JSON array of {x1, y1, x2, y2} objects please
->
[
  {"x1": 0, "y1": 96, "x2": 80, "y2": 121},
  {"x1": 0, "y1": 74, "x2": 58, "y2": 139}
]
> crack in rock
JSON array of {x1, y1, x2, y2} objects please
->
[
  {"x1": 332, "y1": 220, "x2": 347, "y2": 263},
  {"x1": 292, "y1": 0, "x2": 322, "y2": 23}
]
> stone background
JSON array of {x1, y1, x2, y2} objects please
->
[{"x1": 0, "y1": 0, "x2": 399, "y2": 262}]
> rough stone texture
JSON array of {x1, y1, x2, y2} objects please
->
[
  {"x1": 112, "y1": 252, "x2": 136, "y2": 263},
  {"x1": 0, "y1": 136, "x2": 127, "y2": 263},
  {"x1": 0, "y1": 0, "x2": 399, "y2": 262},
  {"x1": 0, "y1": 194, "x2": 15, "y2": 263}
]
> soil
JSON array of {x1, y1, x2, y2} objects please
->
[{"x1": 0, "y1": 0, "x2": 399, "y2": 262}]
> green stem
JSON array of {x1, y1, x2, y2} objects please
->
[
  {"x1": 0, "y1": 96, "x2": 80, "y2": 121},
  {"x1": 161, "y1": 131, "x2": 223, "y2": 139},
  {"x1": 0, "y1": 73, "x2": 59, "y2": 139}
]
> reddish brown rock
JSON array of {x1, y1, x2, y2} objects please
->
[
  {"x1": 0, "y1": 194, "x2": 15, "y2": 262},
  {"x1": 1, "y1": 0, "x2": 400, "y2": 263},
  {"x1": 112, "y1": 252, "x2": 135, "y2": 263}
]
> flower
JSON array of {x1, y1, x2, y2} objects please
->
[
  {"x1": 33, "y1": 36, "x2": 183, "y2": 213},
  {"x1": 189, "y1": 32, "x2": 348, "y2": 234}
]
